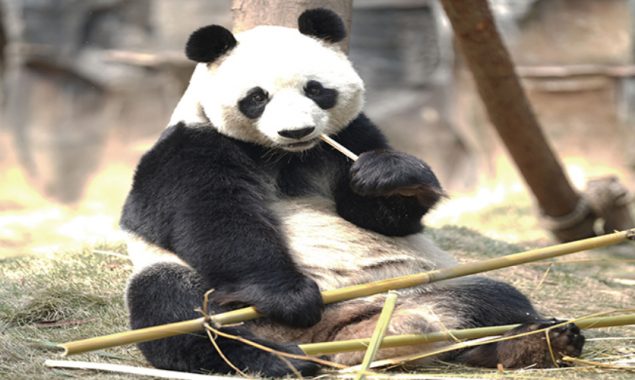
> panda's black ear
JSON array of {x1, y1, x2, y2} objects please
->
[
  {"x1": 298, "y1": 8, "x2": 346, "y2": 43},
  {"x1": 185, "y1": 25, "x2": 237, "y2": 63}
]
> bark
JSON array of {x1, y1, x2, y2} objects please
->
[
  {"x1": 231, "y1": 0, "x2": 352, "y2": 51},
  {"x1": 0, "y1": 5, "x2": 5, "y2": 75},
  {"x1": 439, "y1": 0, "x2": 599, "y2": 241}
]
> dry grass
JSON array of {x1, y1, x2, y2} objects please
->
[{"x1": 1, "y1": 199, "x2": 634, "y2": 379}]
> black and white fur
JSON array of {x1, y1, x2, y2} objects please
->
[{"x1": 122, "y1": 9, "x2": 584, "y2": 377}]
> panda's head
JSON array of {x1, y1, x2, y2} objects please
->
[{"x1": 174, "y1": 9, "x2": 364, "y2": 152}]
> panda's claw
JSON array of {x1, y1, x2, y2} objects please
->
[{"x1": 220, "y1": 275, "x2": 324, "y2": 328}]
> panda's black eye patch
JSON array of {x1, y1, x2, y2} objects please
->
[
  {"x1": 304, "y1": 80, "x2": 337, "y2": 109},
  {"x1": 238, "y1": 87, "x2": 269, "y2": 119}
]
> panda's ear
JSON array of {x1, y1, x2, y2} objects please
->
[
  {"x1": 185, "y1": 25, "x2": 237, "y2": 63},
  {"x1": 298, "y1": 8, "x2": 346, "y2": 43}
]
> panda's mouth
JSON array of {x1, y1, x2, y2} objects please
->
[{"x1": 281, "y1": 139, "x2": 319, "y2": 151}]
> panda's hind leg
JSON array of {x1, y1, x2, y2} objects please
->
[
  {"x1": 126, "y1": 262, "x2": 319, "y2": 376},
  {"x1": 329, "y1": 277, "x2": 584, "y2": 369},
  {"x1": 427, "y1": 276, "x2": 585, "y2": 368}
]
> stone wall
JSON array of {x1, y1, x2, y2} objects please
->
[{"x1": 0, "y1": 0, "x2": 633, "y2": 203}]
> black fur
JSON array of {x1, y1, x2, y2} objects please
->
[
  {"x1": 186, "y1": 25, "x2": 237, "y2": 63},
  {"x1": 331, "y1": 115, "x2": 443, "y2": 236},
  {"x1": 122, "y1": 115, "x2": 444, "y2": 375},
  {"x1": 304, "y1": 80, "x2": 338, "y2": 109},
  {"x1": 298, "y1": 8, "x2": 347, "y2": 43},
  {"x1": 238, "y1": 87, "x2": 269, "y2": 119},
  {"x1": 121, "y1": 123, "x2": 324, "y2": 329},
  {"x1": 455, "y1": 319, "x2": 585, "y2": 368},
  {"x1": 127, "y1": 263, "x2": 319, "y2": 376}
]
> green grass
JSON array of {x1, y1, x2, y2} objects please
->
[
  {"x1": 0, "y1": 225, "x2": 634, "y2": 379},
  {"x1": 0, "y1": 244, "x2": 146, "y2": 379}
]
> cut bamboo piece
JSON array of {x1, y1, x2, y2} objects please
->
[
  {"x1": 355, "y1": 292, "x2": 398, "y2": 380},
  {"x1": 59, "y1": 229, "x2": 635, "y2": 356},
  {"x1": 320, "y1": 134, "x2": 359, "y2": 160},
  {"x1": 44, "y1": 359, "x2": 238, "y2": 380},
  {"x1": 300, "y1": 313, "x2": 635, "y2": 355}
]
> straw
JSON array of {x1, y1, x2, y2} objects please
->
[
  {"x1": 300, "y1": 313, "x2": 635, "y2": 355},
  {"x1": 59, "y1": 228, "x2": 634, "y2": 356}
]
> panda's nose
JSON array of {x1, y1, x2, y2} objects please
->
[{"x1": 278, "y1": 127, "x2": 315, "y2": 139}]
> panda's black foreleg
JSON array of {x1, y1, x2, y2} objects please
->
[
  {"x1": 328, "y1": 114, "x2": 443, "y2": 236},
  {"x1": 126, "y1": 263, "x2": 320, "y2": 377},
  {"x1": 438, "y1": 277, "x2": 585, "y2": 368},
  {"x1": 334, "y1": 149, "x2": 444, "y2": 236}
]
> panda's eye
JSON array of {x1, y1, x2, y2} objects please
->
[
  {"x1": 239, "y1": 87, "x2": 269, "y2": 119},
  {"x1": 304, "y1": 80, "x2": 338, "y2": 110},
  {"x1": 304, "y1": 81, "x2": 323, "y2": 97}
]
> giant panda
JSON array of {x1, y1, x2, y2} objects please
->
[{"x1": 121, "y1": 8, "x2": 585, "y2": 377}]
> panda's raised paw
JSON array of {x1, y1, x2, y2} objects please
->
[
  {"x1": 497, "y1": 320, "x2": 585, "y2": 369},
  {"x1": 350, "y1": 150, "x2": 444, "y2": 206}
]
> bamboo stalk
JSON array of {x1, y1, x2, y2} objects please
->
[
  {"x1": 59, "y1": 229, "x2": 634, "y2": 356},
  {"x1": 355, "y1": 292, "x2": 398, "y2": 380},
  {"x1": 300, "y1": 313, "x2": 635, "y2": 355},
  {"x1": 44, "y1": 360, "x2": 239, "y2": 380},
  {"x1": 320, "y1": 134, "x2": 359, "y2": 160}
]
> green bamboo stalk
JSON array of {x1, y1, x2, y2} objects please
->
[
  {"x1": 300, "y1": 313, "x2": 635, "y2": 355},
  {"x1": 355, "y1": 292, "x2": 398, "y2": 380},
  {"x1": 60, "y1": 229, "x2": 634, "y2": 356}
]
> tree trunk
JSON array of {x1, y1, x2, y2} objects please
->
[
  {"x1": 439, "y1": 0, "x2": 601, "y2": 241},
  {"x1": 231, "y1": 0, "x2": 352, "y2": 51}
]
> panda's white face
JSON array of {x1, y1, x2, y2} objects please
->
[{"x1": 188, "y1": 26, "x2": 364, "y2": 152}]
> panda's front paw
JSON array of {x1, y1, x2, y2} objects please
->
[
  {"x1": 350, "y1": 150, "x2": 444, "y2": 206},
  {"x1": 257, "y1": 276, "x2": 324, "y2": 328}
]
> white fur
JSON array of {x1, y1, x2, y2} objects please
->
[
  {"x1": 169, "y1": 26, "x2": 365, "y2": 151},
  {"x1": 271, "y1": 197, "x2": 456, "y2": 291},
  {"x1": 127, "y1": 197, "x2": 455, "y2": 287},
  {"x1": 125, "y1": 232, "x2": 188, "y2": 273}
]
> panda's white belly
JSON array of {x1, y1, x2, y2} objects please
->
[
  {"x1": 126, "y1": 196, "x2": 456, "y2": 292},
  {"x1": 271, "y1": 196, "x2": 456, "y2": 291}
]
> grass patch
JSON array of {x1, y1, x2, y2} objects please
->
[
  {"x1": 0, "y1": 220, "x2": 634, "y2": 378},
  {"x1": 0, "y1": 245, "x2": 145, "y2": 379}
]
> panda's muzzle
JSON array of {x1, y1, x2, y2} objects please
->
[{"x1": 278, "y1": 126, "x2": 315, "y2": 140}]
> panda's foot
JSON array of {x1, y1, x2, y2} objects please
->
[
  {"x1": 139, "y1": 333, "x2": 320, "y2": 377},
  {"x1": 497, "y1": 321, "x2": 585, "y2": 369}
]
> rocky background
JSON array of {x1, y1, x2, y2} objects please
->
[{"x1": 1, "y1": 0, "x2": 634, "y2": 255}]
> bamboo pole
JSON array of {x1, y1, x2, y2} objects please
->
[
  {"x1": 355, "y1": 292, "x2": 398, "y2": 380},
  {"x1": 59, "y1": 229, "x2": 634, "y2": 356},
  {"x1": 320, "y1": 134, "x2": 359, "y2": 160},
  {"x1": 300, "y1": 313, "x2": 635, "y2": 355}
]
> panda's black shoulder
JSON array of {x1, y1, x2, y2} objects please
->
[
  {"x1": 334, "y1": 113, "x2": 389, "y2": 154},
  {"x1": 143, "y1": 122, "x2": 230, "y2": 162},
  {"x1": 121, "y1": 122, "x2": 259, "y2": 240},
  {"x1": 132, "y1": 122, "x2": 251, "y2": 182}
]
